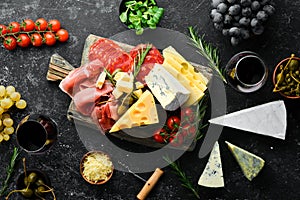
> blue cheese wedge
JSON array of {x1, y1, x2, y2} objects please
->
[
  {"x1": 225, "y1": 141, "x2": 265, "y2": 181},
  {"x1": 209, "y1": 101, "x2": 286, "y2": 140},
  {"x1": 198, "y1": 141, "x2": 224, "y2": 188},
  {"x1": 145, "y1": 63, "x2": 190, "y2": 111}
]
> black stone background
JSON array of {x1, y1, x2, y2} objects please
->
[{"x1": 0, "y1": 0, "x2": 299, "y2": 199}]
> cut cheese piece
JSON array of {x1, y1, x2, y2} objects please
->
[
  {"x1": 109, "y1": 90, "x2": 158, "y2": 133},
  {"x1": 95, "y1": 71, "x2": 106, "y2": 89},
  {"x1": 145, "y1": 63, "x2": 190, "y2": 111},
  {"x1": 162, "y1": 46, "x2": 207, "y2": 106},
  {"x1": 198, "y1": 141, "x2": 224, "y2": 188},
  {"x1": 163, "y1": 46, "x2": 208, "y2": 85},
  {"x1": 209, "y1": 101, "x2": 286, "y2": 140},
  {"x1": 225, "y1": 141, "x2": 265, "y2": 181}
]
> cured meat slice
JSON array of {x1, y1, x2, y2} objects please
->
[
  {"x1": 73, "y1": 81, "x2": 114, "y2": 116},
  {"x1": 129, "y1": 44, "x2": 164, "y2": 84},
  {"x1": 88, "y1": 38, "x2": 134, "y2": 74},
  {"x1": 59, "y1": 59, "x2": 104, "y2": 97}
]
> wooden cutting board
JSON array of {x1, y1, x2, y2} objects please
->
[{"x1": 62, "y1": 34, "x2": 212, "y2": 151}]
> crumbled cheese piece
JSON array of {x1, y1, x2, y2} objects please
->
[{"x1": 95, "y1": 71, "x2": 107, "y2": 89}]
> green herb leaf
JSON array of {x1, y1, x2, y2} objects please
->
[
  {"x1": 188, "y1": 26, "x2": 227, "y2": 84},
  {"x1": 163, "y1": 156, "x2": 200, "y2": 199},
  {"x1": 119, "y1": 12, "x2": 128, "y2": 23},
  {"x1": 0, "y1": 147, "x2": 20, "y2": 197}
]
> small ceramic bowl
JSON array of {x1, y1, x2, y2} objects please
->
[
  {"x1": 118, "y1": 0, "x2": 163, "y2": 34},
  {"x1": 80, "y1": 151, "x2": 114, "y2": 185},
  {"x1": 272, "y1": 55, "x2": 300, "y2": 99},
  {"x1": 16, "y1": 169, "x2": 51, "y2": 199}
]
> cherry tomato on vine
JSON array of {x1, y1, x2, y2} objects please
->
[
  {"x1": 3, "y1": 36, "x2": 17, "y2": 50},
  {"x1": 21, "y1": 19, "x2": 35, "y2": 32},
  {"x1": 153, "y1": 128, "x2": 168, "y2": 143},
  {"x1": 181, "y1": 107, "x2": 195, "y2": 122},
  {"x1": 187, "y1": 125, "x2": 197, "y2": 139},
  {"x1": 181, "y1": 123, "x2": 190, "y2": 137},
  {"x1": 31, "y1": 33, "x2": 43, "y2": 47},
  {"x1": 35, "y1": 18, "x2": 48, "y2": 31},
  {"x1": 169, "y1": 134, "x2": 184, "y2": 147},
  {"x1": 17, "y1": 34, "x2": 31, "y2": 48},
  {"x1": 0, "y1": 24, "x2": 7, "y2": 35},
  {"x1": 166, "y1": 116, "x2": 181, "y2": 132},
  {"x1": 48, "y1": 19, "x2": 61, "y2": 32},
  {"x1": 8, "y1": 22, "x2": 20, "y2": 33},
  {"x1": 56, "y1": 29, "x2": 69, "y2": 42},
  {"x1": 44, "y1": 32, "x2": 56, "y2": 46}
]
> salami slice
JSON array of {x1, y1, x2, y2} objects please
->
[
  {"x1": 88, "y1": 38, "x2": 134, "y2": 74},
  {"x1": 130, "y1": 44, "x2": 164, "y2": 84}
]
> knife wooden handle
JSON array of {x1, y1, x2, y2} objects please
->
[{"x1": 136, "y1": 168, "x2": 164, "y2": 200}]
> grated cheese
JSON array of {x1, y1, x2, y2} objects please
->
[{"x1": 82, "y1": 153, "x2": 113, "y2": 183}]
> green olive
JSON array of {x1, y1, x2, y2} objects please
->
[
  {"x1": 21, "y1": 188, "x2": 33, "y2": 198},
  {"x1": 27, "y1": 172, "x2": 38, "y2": 183},
  {"x1": 35, "y1": 178, "x2": 45, "y2": 186},
  {"x1": 288, "y1": 59, "x2": 299, "y2": 71},
  {"x1": 24, "y1": 176, "x2": 29, "y2": 186},
  {"x1": 35, "y1": 185, "x2": 46, "y2": 196}
]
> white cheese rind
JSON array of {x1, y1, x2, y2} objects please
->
[
  {"x1": 198, "y1": 141, "x2": 224, "y2": 188},
  {"x1": 145, "y1": 63, "x2": 190, "y2": 111},
  {"x1": 209, "y1": 100, "x2": 287, "y2": 140}
]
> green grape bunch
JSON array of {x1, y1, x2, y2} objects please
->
[{"x1": 0, "y1": 85, "x2": 27, "y2": 143}]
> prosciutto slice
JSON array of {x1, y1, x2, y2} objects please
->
[
  {"x1": 88, "y1": 38, "x2": 134, "y2": 74},
  {"x1": 73, "y1": 81, "x2": 114, "y2": 116},
  {"x1": 59, "y1": 59, "x2": 104, "y2": 97}
]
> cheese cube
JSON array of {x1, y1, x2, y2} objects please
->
[{"x1": 116, "y1": 80, "x2": 133, "y2": 93}]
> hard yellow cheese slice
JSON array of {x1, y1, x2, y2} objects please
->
[
  {"x1": 109, "y1": 90, "x2": 158, "y2": 133},
  {"x1": 162, "y1": 46, "x2": 207, "y2": 106},
  {"x1": 225, "y1": 141, "x2": 265, "y2": 181}
]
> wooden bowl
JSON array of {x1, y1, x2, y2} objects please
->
[
  {"x1": 272, "y1": 55, "x2": 300, "y2": 99},
  {"x1": 80, "y1": 151, "x2": 114, "y2": 185}
]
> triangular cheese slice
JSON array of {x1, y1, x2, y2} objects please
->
[
  {"x1": 109, "y1": 90, "x2": 158, "y2": 133},
  {"x1": 198, "y1": 141, "x2": 224, "y2": 188},
  {"x1": 225, "y1": 141, "x2": 265, "y2": 181},
  {"x1": 209, "y1": 101, "x2": 286, "y2": 140}
]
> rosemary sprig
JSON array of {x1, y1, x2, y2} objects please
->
[
  {"x1": 0, "y1": 147, "x2": 20, "y2": 196},
  {"x1": 163, "y1": 156, "x2": 200, "y2": 199},
  {"x1": 195, "y1": 92, "x2": 209, "y2": 141},
  {"x1": 133, "y1": 44, "x2": 152, "y2": 78},
  {"x1": 188, "y1": 26, "x2": 227, "y2": 84}
]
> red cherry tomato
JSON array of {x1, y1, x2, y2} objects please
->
[
  {"x1": 48, "y1": 19, "x2": 61, "y2": 32},
  {"x1": 3, "y1": 36, "x2": 17, "y2": 50},
  {"x1": 153, "y1": 133, "x2": 164, "y2": 143},
  {"x1": 181, "y1": 123, "x2": 190, "y2": 137},
  {"x1": 169, "y1": 134, "x2": 184, "y2": 147},
  {"x1": 31, "y1": 33, "x2": 43, "y2": 47},
  {"x1": 17, "y1": 34, "x2": 31, "y2": 48},
  {"x1": 56, "y1": 29, "x2": 69, "y2": 42},
  {"x1": 21, "y1": 19, "x2": 35, "y2": 32},
  {"x1": 187, "y1": 125, "x2": 197, "y2": 139},
  {"x1": 44, "y1": 32, "x2": 56, "y2": 46},
  {"x1": 8, "y1": 22, "x2": 20, "y2": 33},
  {"x1": 0, "y1": 24, "x2": 7, "y2": 35},
  {"x1": 166, "y1": 116, "x2": 181, "y2": 132},
  {"x1": 35, "y1": 18, "x2": 48, "y2": 31},
  {"x1": 181, "y1": 107, "x2": 195, "y2": 122}
]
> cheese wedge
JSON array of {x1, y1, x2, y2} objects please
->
[
  {"x1": 209, "y1": 101, "x2": 287, "y2": 140},
  {"x1": 109, "y1": 90, "x2": 158, "y2": 133},
  {"x1": 198, "y1": 141, "x2": 224, "y2": 188},
  {"x1": 95, "y1": 71, "x2": 106, "y2": 89},
  {"x1": 145, "y1": 63, "x2": 190, "y2": 111},
  {"x1": 163, "y1": 46, "x2": 208, "y2": 85},
  {"x1": 225, "y1": 141, "x2": 265, "y2": 181},
  {"x1": 162, "y1": 46, "x2": 207, "y2": 106}
]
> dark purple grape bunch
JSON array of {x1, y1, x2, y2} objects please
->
[{"x1": 210, "y1": 0, "x2": 275, "y2": 46}]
